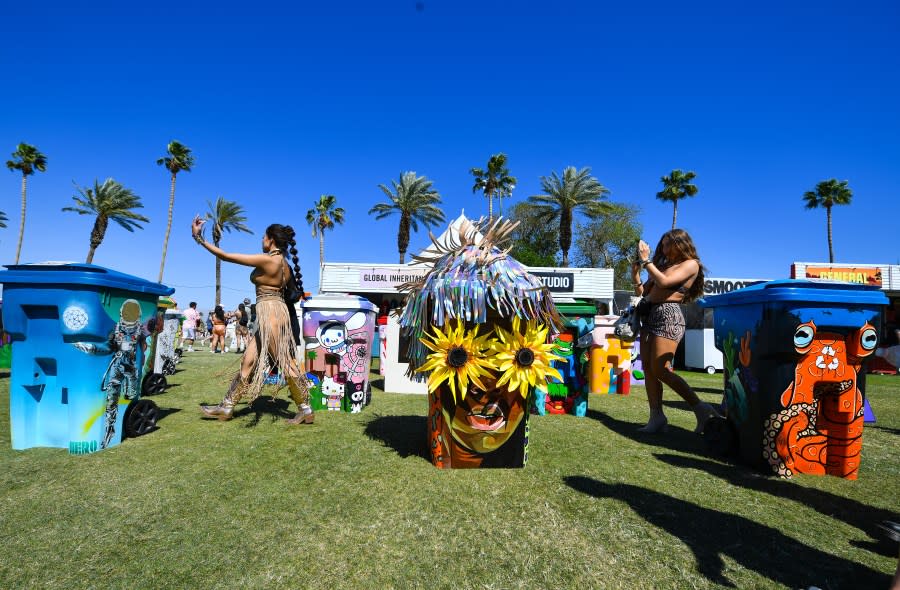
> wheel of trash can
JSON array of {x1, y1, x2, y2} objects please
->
[
  {"x1": 150, "y1": 373, "x2": 168, "y2": 393},
  {"x1": 124, "y1": 399, "x2": 159, "y2": 437},
  {"x1": 702, "y1": 416, "x2": 736, "y2": 457},
  {"x1": 141, "y1": 373, "x2": 156, "y2": 396},
  {"x1": 706, "y1": 366, "x2": 716, "y2": 375}
]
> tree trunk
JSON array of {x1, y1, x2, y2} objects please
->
[
  {"x1": 14, "y1": 174, "x2": 27, "y2": 264},
  {"x1": 498, "y1": 194, "x2": 503, "y2": 218},
  {"x1": 86, "y1": 215, "x2": 108, "y2": 263},
  {"x1": 398, "y1": 214, "x2": 410, "y2": 264},
  {"x1": 488, "y1": 192, "x2": 494, "y2": 221},
  {"x1": 827, "y1": 206, "x2": 834, "y2": 263},
  {"x1": 215, "y1": 239, "x2": 222, "y2": 306},
  {"x1": 672, "y1": 200, "x2": 678, "y2": 230},
  {"x1": 560, "y1": 208, "x2": 572, "y2": 267},
  {"x1": 158, "y1": 173, "x2": 177, "y2": 282},
  {"x1": 318, "y1": 231, "x2": 325, "y2": 293}
]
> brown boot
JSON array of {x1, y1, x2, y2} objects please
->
[
  {"x1": 201, "y1": 374, "x2": 250, "y2": 421},
  {"x1": 285, "y1": 375, "x2": 314, "y2": 425}
]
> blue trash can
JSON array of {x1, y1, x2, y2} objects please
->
[
  {"x1": 701, "y1": 279, "x2": 887, "y2": 479},
  {"x1": 0, "y1": 263, "x2": 174, "y2": 453}
]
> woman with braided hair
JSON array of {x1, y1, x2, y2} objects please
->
[{"x1": 191, "y1": 217, "x2": 313, "y2": 424}]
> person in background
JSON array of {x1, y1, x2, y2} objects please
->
[
  {"x1": 181, "y1": 302, "x2": 201, "y2": 352},
  {"x1": 235, "y1": 300, "x2": 250, "y2": 353},
  {"x1": 632, "y1": 229, "x2": 721, "y2": 434},
  {"x1": 210, "y1": 305, "x2": 227, "y2": 353},
  {"x1": 192, "y1": 217, "x2": 313, "y2": 424}
]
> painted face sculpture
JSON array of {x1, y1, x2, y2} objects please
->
[{"x1": 399, "y1": 219, "x2": 562, "y2": 469}]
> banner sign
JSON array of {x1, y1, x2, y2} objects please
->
[
  {"x1": 359, "y1": 268, "x2": 428, "y2": 290},
  {"x1": 703, "y1": 278, "x2": 766, "y2": 296},
  {"x1": 804, "y1": 266, "x2": 882, "y2": 286},
  {"x1": 530, "y1": 271, "x2": 574, "y2": 293}
]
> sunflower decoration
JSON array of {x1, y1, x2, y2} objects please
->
[
  {"x1": 492, "y1": 316, "x2": 563, "y2": 398},
  {"x1": 417, "y1": 320, "x2": 495, "y2": 402}
]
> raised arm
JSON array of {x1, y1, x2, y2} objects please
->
[
  {"x1": 637, "y1": 239, "x2": 699, "y2": 289},
  {"x1": 191, "y1": 216, "x2": 272, "y2": 268}
]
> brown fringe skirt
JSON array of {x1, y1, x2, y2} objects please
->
[{"x1": 245, "y1": 294, "x2": 301, "y2": 402}]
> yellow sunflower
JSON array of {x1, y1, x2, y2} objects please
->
[
  {"x1": 417, "y1": 321, "x2": 495, "y2": 402},
  {"x1": 491, "y1": 316, "x2": 563, "y2": 398}
]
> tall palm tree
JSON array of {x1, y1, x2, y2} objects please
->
[
  {"x1": 306, "y1": 195, "x2": 345, "y2": 292},
  {"x1": 528, "y1": 166, "x2": 611, "y2": 267},
  {"x1": 62, "y1": 179, "x2": 149, "y2": 263},
  {"x1": 470, "y1": 153, "x2": 517, "y2": 220},
  {"x1": 6, "y1": 143, "x2": 48, "y2": 264},
  {"x1": 156, "y1": 140, "x2": 195, "y2": 282},
  {"x1": 0, "y1": 211, "x2": 7, "y2": 229},
  {"x1": 803, "y1": 178, "x2": 853, "y2": 263},
  {"x1": 369, "y1": 172, "x2": 445, "y2": 263},
  {"x1": 205, "y1": 196, "x2": 252, "y2": 306},
  {"x1": 656, "y1": 169, "x2": 698, "y2": 229}
]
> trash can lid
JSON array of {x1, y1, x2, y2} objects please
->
[
  {"x1": 301, "y1": 293, "x2": 377, "y2": 313},
  {"x1": 0, "y1": 262, "x2": 175, "y2": 296},
  {"x1": 700, "y1": 279, "x2": 888, "y2": 308}
]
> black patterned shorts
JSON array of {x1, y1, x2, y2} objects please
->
[{"x1": 644, "y1": 302, "x2": 685, "y2": 341}]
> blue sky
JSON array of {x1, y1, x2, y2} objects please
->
[{"x1": 2, "y1": 1, "x2": 898, "y2": 310}]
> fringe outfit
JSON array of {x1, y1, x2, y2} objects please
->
[{"x1": 202, "y1": 258, "x2": 310, "y2": 421}]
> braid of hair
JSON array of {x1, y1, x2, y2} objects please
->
[{"x1": 284, "y1": 226, "x2": 304, "y2": 298}]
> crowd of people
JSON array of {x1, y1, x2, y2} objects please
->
[{"x1": 179, "y1": 299, "x2": 255, "y2": 354}]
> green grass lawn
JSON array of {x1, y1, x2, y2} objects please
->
[{"x1": 0, "y1": 348, "x2": 897, "y2": 589}]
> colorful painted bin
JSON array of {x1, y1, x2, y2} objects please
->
[
  {"x1": 701, "y1": 279, "x2": 887, "y2": 479},
  {"x1": 589, "y1": 314, "x2": 635, "y2": 395},
  {"x1": 535, "y1": 301, "x2": 595, "y2": 416},
  {"x1": 301, "y1": 294, "x2": 377, "y2": 413},
  {"x1": 400, "y1": 219, "x2": 562, "y2": 469},
  {"x1": 0, "y1": 263, "x2": 173, "y2": 453}
]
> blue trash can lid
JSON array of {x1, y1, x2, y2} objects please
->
[
  {"x1": 700, "y1": 279, "x2": 888, "y2": 308},
  {"x1": 0, "y1": 262, "x2": 175, "y2": 296}
]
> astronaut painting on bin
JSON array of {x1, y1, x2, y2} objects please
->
[{"x1": 74, "y1": 299, "x2": 147, "y2": 448}]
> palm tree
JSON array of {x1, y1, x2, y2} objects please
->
[
  {"x1": 656, "y1": 169, "x2": 698, "y2": 229},
  {"x1": 62, "y1": 179, "x2": 149, "y2": 263},
  {"x1": 803, "y1": 178, "x2": 853, "y2": 263},
  {"x1": 6, "y1": 143, "x2": 48, "y2": 264},
  {"x1": 0, "y1": 211, "x2": 7, "y2": 229},
  {"x1": 156, "y1": 140, "x2": 195, "y2": 282},
  {"x1": 306, "y1": 195, "x2": 345, "y2": 292},
  {"x1": 527, "y1": 166, "x2": 611, "y2": 267},
  {"x1": 470, "y1": 153, "x2": 517, "y2": 220},
  {"x1": 205, "y1": 196, "x2": 252, "y2": 306},
  {"x1": 369, "y1": 172, "x2": 445, "y2": 263}
]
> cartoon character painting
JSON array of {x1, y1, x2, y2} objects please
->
[
  {"x1": 321, "y1": 375, "x2": 344, "y2": 411},
  {"x1": 301, "y1": 299, "x2": 377, "y2": 413},
  {"x1": 762, "y1": 321, "x2": 877, "y2": 479}
]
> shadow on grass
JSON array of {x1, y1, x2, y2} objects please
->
[
  {"x1": 654, "y1": 452, "x2": 900, "y2": 557},
  {"x1": 869, "y1": 425, "x2": 900, "y2": 436},
  {"x1": 564, "y1": 475, "x2": 890, "y2": 589},
  {"x1": 586, "y1": 408, "x2": 709, "y2": 457},
  {"x1": 693, "y1": 386, "x2": 723, "y2": 395},
  {"x1": 369, "y1": 377, "x2": 385, "y2": 392},
  {"x1": 225, "y1": 395, "x2": 294, "y2": 427},
  {"x1": 156, "y1": 407, "x2": 181, "y2": 423},
  {"x1": 363, "y1": 414, "x2": 429, "y2": 461}
]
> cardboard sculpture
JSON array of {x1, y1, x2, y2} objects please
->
[{"x1": 399, "y1": 218, "x2": 562, "y2": 469}]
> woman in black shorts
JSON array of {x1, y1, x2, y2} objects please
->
[{"x1": 631, "y1": 229, "x2": 720, "y2": 434}]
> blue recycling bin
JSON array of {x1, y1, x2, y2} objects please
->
[
  {"x1": 701, "y1": 279, "x2": 887, "y2": 479},
  {"x1": 0, "y1": 263, "x2": 174, "y2": 453}
]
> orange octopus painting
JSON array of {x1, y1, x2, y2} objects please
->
[{"x1": 762, "y1": 320, "x2": 878, "y2": 479}]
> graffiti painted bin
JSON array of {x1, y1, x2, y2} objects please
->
[
  {"x1": 301, "y1": 294, "x2": 377, "y2": 413},
  {"x1": 701, "y1": 279, "x2": 887, "y2": 479},
  {"x1": 0, "y1": 263, "x2": 174, "y2": 453},
  {"x1": 141, "y1": 296, "x2": 180, "y2": 396},
  {"x1": 535, "y1": 301, "x2": 595, "y2": 416}
]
